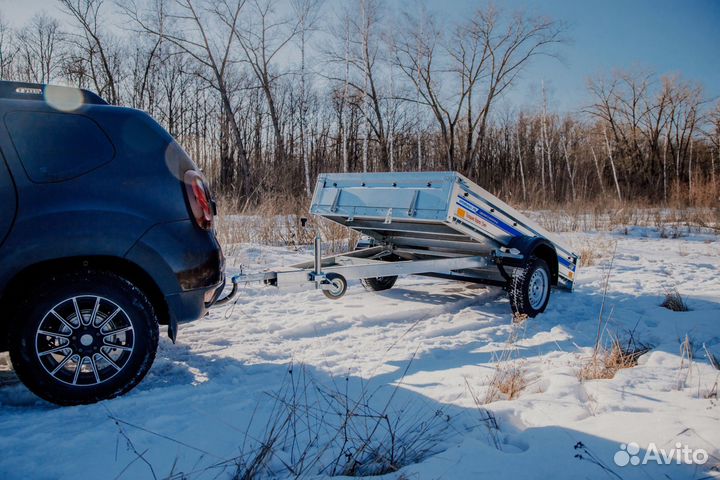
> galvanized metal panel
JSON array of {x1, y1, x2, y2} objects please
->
[{"x1": 310, "y1": 171, "x2": 580, "y2": 287}]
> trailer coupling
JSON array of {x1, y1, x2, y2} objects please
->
[{"x1": 213, "y1": 234, "x2": 347, "y2": 307}]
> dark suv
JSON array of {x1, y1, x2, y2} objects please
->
[{"x1": 0, "y1": 81, "x2": 224, "y2": 405}]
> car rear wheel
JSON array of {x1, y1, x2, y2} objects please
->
[{"x1": 9, "y1": 270, "x2": 159, "y2": 405}]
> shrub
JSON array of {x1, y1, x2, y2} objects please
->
[
  {"x1": 579, "y1": 334, "x2": 651, "y2": 381},
  {"x1": 661, "y1": 288, "x2": 689, "y2": 312},
  {"x1": 230, "y1": 365, "x2": 452, "y2": 479},
  {"x1": 484, "y1": 362, "x2": 528, "y2": 402}
]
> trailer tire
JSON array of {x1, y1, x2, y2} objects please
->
[
  {"x1": 322, "y1": 273, "x2": 348, "y2": 300},
  {"x1": 360, "y1": 276, "x2": 397, "y2": 292},
  {"x1": 509, "y1": 256, "x2": 551, "y2": 318}
]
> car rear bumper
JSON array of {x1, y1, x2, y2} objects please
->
[
  {"x1": 205, "y1": 276, "x2": 227, "y2": 308},
  {"x1": 163, "y1": 277, "x2": 223, "y2": 340},
  {"x1": 124, "y1": 219, "x2": 225, "y2": 340},
  {"x1": 167, "y1": 278, "x2": 225, "y2": 322}
]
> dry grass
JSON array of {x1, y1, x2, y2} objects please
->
[
  {"x1": 572, "y1": 238, "x2": 615, "y2": 267},
  {"x1": 227, "y1": 363, "x2": 453, "y2": 478},
  {"x1": 464, "y1": 378, "x2": 502, "y2": 449},
  {"x1": 577, "y1": 240, "x2": 652, "y2": 380},
  {"x1": 677, "y1": 334, "x2": 695, "y2": 390},
  {"x1": 579, "y1": 335, "x2": 651, "y2": 381},
  {"x1": 700, "y1": 345, "x2": 719, "y2": 400},
  {"x1": 670, "y1": 179, "x2": 720, "y2": 208},
  {"x1": 527, "y1": 194, "x2": 719, "y2": 236},
  {"x1": 104, "y1": 364, "x2": 453, "y2": 480},
  {"x1": 704, "y1": 344, "x2": 720, "y2": 371},
  {"x1": 680, "y1": 334, "x2": 694, "y2": 360},
  {"x1": 484, "y1": 362, "x2": 528, "y2": 402},
  {"x1": 481, "y1": 323, "x2": 531, "y2": 403},
  {"x1": 215, "y1": 194, "x2": 360, "y2": 255},
  {"x1": 661, "y1": 288, "x2": 689, "y2": 312},
  {"x1": 576, "y1": 245, "x2": 598, "y2": 267}
]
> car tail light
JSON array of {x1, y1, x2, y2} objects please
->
[{"x1": 184, "y1": 170, "x2": 214, "y2": 230}]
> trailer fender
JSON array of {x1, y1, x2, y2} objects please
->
[{"x1": 505, "y1": 236, "x2": 559, "y2": 286}]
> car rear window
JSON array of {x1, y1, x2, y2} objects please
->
[{"x1": 5, "y1": 111, "x2": 114, "y2": 183}]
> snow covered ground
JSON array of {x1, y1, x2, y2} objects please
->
[{"x1": 1, "y1": 226, "x2": 719, "y2": 479}]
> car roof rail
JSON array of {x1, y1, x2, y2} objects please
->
[{"x1": 0, "y1": 81, "x2": 108, "y2": 106}]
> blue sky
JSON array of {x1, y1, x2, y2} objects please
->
[
  {"x1": 434, "y1": 0, "x2": 720, "y2": 112},
  {"x1": 2, "y1": 0, "x2": 719, "y2": 112}
]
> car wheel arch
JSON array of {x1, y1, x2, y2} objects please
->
[{"x1": 0, "y1": 256, "x2": 170, "y2": 351}]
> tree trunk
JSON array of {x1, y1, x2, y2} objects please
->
[
  {"x1": 604, "y1": 128, "x2": 622, "y2": 202},
  {"x1": 515, "y1": 128, "x2": 527, "y2": 203},
  {"x1": 590, "y1": 145, "x2": 606, "y2": 195},
  {"x1": 562, "y1": 139, "x2": 576, "y2": 202}
]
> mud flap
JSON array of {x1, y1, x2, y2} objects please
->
[{"x1": 167, "y1": 313, "x2": 178, "y2": 343}]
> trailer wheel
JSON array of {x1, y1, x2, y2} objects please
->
[
  {"x1": 509, "y1": 256, "x2": 551, "y2": 318},
  {"x1": 322, "y1": 273, "x2": 347, "y2": 300},
  {"x1": 361, "y1": 276, "x2": 397, "y2": 292}
]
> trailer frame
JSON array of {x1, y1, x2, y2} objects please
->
[{"x1": 216, "y1": 171, "x2": 580, "y2": 317}]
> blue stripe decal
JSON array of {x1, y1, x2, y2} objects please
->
[
  {"x1": 457, "y1": 195, "x2": 578, "y2": 274},
  {"x1": 461, "y1": 193, "x2": 575, "y2": 260},
  {"x1": 456, "y1": 196, "x2": 523, "y2": 237},
  {"x1": 558, "y1": 256, "x2": 576, "y2": 271}
]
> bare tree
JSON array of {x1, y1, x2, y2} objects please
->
[
  {"x1": 561, "y1": 130, "x2": 576, "y2": 201},
  {"x1": 666, "y1": 76, "x2": 704, "y2": 197},
  {"x1": 228, "y1": 0, "x2": 303, "y2": 169},
  {"x1": 126, "y1": 25, "x2": 162, "y2": 111},
  {"x1": 0, "y1": 14, "x2": 17, "y2": 79},
  {"x1": 708, "y1": 101, "x2": 720, "y2": 190},
  {"x1": 16, "y1": 13, "x2": 63, "y2": 84},
  {"x1": 291, "y1": 0, "x2": 322, "y2": 194},
  {"x1": 326, "y1": 0, "x2": 391, "y2": 170},
  {"x1": 120, "y1": 0, "x2": 253, "y2": 198},
  {"x1": 395, "y1": 5, "x2": 563, "y2": 172},
  {"x1": 59, "y1": 0, "x2": 122, "y2": 104},
  {"x1": 0, "y1": 1, "x2": 714, "y2": 207},
  {"x1": 603, "y1": 127, "x2": 623, "y2": 201}
]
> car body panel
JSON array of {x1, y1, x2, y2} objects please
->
[
  {"x1": 125, "y1": 220, "x2": 224, "y2": 294},
  {"x1": 0, "y1": 81, "x2": 224, "y2": 348},
  {"x1": 0, "y1": 149, "x2": 16, "y2": 247}
]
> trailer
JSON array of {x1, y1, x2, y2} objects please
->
[{"x1": 217, "y1": 172, "x2": 580, "y2": 317}]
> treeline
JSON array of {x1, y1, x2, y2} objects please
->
[{"x1": 0, "y1": 0, "x2": 718, "y2": 207}]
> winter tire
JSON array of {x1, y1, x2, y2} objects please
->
[
  {"x1": 9, "y1": 270, "x2": 159, "y2": 405},
  {"x1": 509, "y1": 256, "x2": 551, "y2": 318}
]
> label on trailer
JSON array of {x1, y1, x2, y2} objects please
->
[
  {"x1": 457, "y1": 194, "x2": 578, "y2": 286},
  {"x1": 455, "y1": 195, "x2": 522, "y2": 237},
  {"x1": 456, "y1": 206, "x2": 491, "y2": 231}
]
